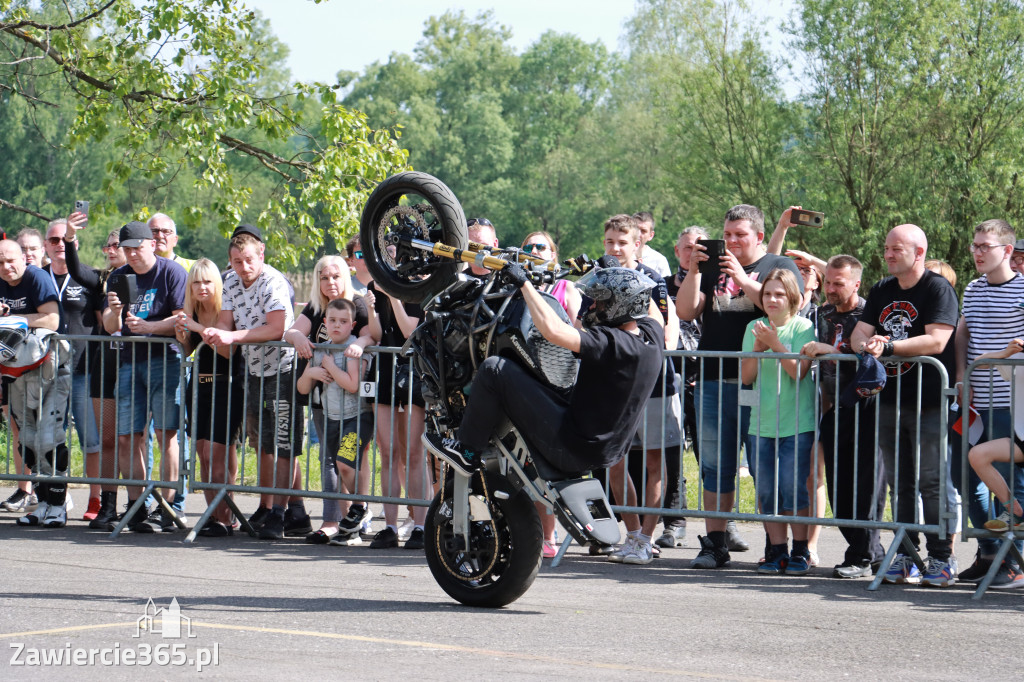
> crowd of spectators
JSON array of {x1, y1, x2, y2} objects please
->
[{"x1": 1, "y1": 204, "x2": 1022, "y2": 591}]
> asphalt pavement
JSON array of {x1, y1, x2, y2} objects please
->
[{"x1": 0, "y1": 486, "x2": 1020, "y2": 680}]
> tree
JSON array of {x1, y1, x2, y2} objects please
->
[{"x1": 0, "y1": 0, "x2": 408, "y2": 268}]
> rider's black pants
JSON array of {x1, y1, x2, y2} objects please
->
[{"x1": 459, "y1": 356, "x2": 593, "y2": 475}]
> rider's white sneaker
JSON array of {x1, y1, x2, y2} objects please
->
[
  {"x1": 622, "y1": 540, "x2": 655, "y2": 565},
  {"x1": 607, "y1": 534, "x2": 638, "y2": 563}
]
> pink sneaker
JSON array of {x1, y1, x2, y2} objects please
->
[{"x1": 542, "y1": 540, "x2": 558, "y2": 558}]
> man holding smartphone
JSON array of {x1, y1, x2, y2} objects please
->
[{"x1": 676, "y1": 204, "x2": 804, "y2": 569}]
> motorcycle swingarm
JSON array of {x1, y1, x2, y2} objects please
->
[{"x1": 492, "y1": 433, "x2": 620, "y2": 547}]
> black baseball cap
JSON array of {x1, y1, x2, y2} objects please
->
[
  {"x1": 119, "y1": 221, "x2": 153, "y2": 248},
  {"x1": 1014, "y1": 238, "x2": 1024, "y2": 252},
  {"x1": 232, "y1": 224, "x2": 263, "y2": 242}
]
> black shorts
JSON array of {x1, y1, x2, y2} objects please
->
[
  {"x1": 88, "y1": 341, "x2": 119, "y2": 400},
  {"x1": 244, "y1": 371, "x2": 304, "y2": 459},
  {"x1": 187, "y1": 373, "x2": 245, "y2": 445},
  {"x1": 370, "y1": 356, "x2": 425, "y2": 408}
]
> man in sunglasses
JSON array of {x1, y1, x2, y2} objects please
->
[
  {"x1": 1012, "y1": 239, "x2": 1024, "y2": 276},
  {"x1": 467, "y1": 218, "x2": 498, "y2": 276}
]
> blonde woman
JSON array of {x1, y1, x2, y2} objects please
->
[
  {"x1": 175, "y1": 259, "x2": 244, "y2": 536},
  {"x1": 285, "y1": 255, "x2": 380, "y2": 542}
]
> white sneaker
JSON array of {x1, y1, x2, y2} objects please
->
[
  {"x1": 42, "y1": 502, "x2": 67, "y2": 528},
  {"x1": 329, "y1": 531, "x2": 363, "y2": 546},
  {"x1": 607, "y1": 534, "x2": 638, "y2": 563},
  {"x1": 17, "y1": 500, "x2": 51, "y2": 526},
  {"x1": 65, "y1": 495, "x2": 74, "y2": 512},
  {"x1": 622, "y1": 540, "x2": 655, "y2": 565},
  {"x1": 398, "y1": 517, "x2": 415, "y2": 541}
]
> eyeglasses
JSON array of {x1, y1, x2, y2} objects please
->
[
  {"x1": 467, "y1": 218, "x2": 493, "y2": 228},
  {"x1": 353, "y1": 250, "x2": 363, "y2": 259},
  {"x1": 46, "y1": 237, "x2": 64, "y2": 245},
  {"x1": 103, "y1": 242, "x2": 120, "y2": 250},
  {"x1": 523, "y1": 243, "x2": 550, "y2": 254},
  {"x1": 969, "y1": 242, "x2": 1007, "y2": 254},
  {"x1": 150, "y1": 228, "x2": 175, "y2": 236}
]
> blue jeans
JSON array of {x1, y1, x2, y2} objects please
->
[
  {"x1": 750, "y1": 432, "x2": 814, "y2": 514},
  {"x1": 698, "y1": 381, "x2": 752, "y2": 494},
  {"x1": 70, "y1": 370, "x2": 99, "y2": 454},
  {"x1": 116, "y1": 355, "x2": 181, "y2": 435},
  {"x1": 949, "y1": 408, "x2": 1024, "y2": 556}
]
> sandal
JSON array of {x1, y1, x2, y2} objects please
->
[{"x1": 306, "y1": 528, "x2": 339, "y2": 544}]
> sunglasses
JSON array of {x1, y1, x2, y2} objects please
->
[
  {"x1": 467, "y1": 218, "x2": 493, "y2": 228},
  {"x1": 523, "y1": 243, "x2": 550, "y2": 254},
  {"x1": 103, "y1": 242, "x2": 120, "y2": 250},
  {"x1": 353, "y1": 250, "x2": 363, "y2": 259},
  {"x1": 46, "y1": 237, "x2": 64, "y2": 245}
]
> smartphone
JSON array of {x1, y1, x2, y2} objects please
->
[
  {"x1": 790, "y1": 209, "x2": 824, "y2": 228},
  {"x1": 108, "y1": 273, "x2": 138, "y2": 309},
  {"x1": 74, "y1": 200, "x2": 89, "y2": 225},
  {"x1": 697, "y1": 239, "x2": 726, "y2": 275}
]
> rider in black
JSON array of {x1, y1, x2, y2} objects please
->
[{"x1": 426, "y1": 265, "x2": 664, "y2": 476}]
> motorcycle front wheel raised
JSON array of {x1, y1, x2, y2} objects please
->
[
  {"x1": 359, "y1": 171, "x2": 468, "y2": 304},
  {"x1": 424, "y1": 475, "x2": 543, "y2": 608}
]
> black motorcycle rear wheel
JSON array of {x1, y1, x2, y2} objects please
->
[
  {"x1": 359, "y1": 171, "x2": 468, "y2": 304},
  {"x1": 424, "y1": 475, "x2": 542, "y2": 608}
]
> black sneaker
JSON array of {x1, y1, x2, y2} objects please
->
[
  {"x1": 283, "y1": 509, "x2": 313, "y2": 537},
  {"x1": 339, "y1": 504, "x2": 371, "y2": 534},
  {"x1": 423, "y1": 433, "x2": 478, "y2": 476},
  {"x1": 689, "y1": 535, "x2": 731, "y2": 569},
  {"x1": 259, "y1": 512, "x2": 285, "y2": 540},
  {"x1": 248, "y1": 506, "x2": 270, "y2": 532},
  {"x1": 404, "y1": 527, "x2": 425, "y2": 550},
  {"x1": 989, "y1": 561, "x2": 1024, "y2": 589},
  {"x1": 958, "y1": 556, "x2": 993, "y2": 583},
  {"x1": 160, "y1": 507, "x2": 179, "y2": 533},
  {"x1": 131, "y1": 507, "x2": 162, "y2": 534},
  {"x1": 370, "y1": 526, "x2": 399, "y2": 549}
]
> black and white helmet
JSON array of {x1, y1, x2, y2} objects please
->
[{"x1": 575, "y1": 267, "x2": 655, "y2": 328}]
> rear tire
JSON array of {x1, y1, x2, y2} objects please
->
[
  {"x1": 424, "y1": 475, "x2": 542, "y2": 608},
  {"x1": 359, "y1": 171, "x2": 468, "y2": 304}
]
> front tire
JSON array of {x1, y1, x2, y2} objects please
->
[
  {"x1": 359, "y1": 171, "x2": 468, "y2": 304},
  {"x1": 424, "y1": 475, "x2": 542, "y2": 608}
]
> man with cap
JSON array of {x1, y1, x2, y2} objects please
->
[
  {"x1": 802, "y1": 254, "x2": 887, "y2": 578},
  {"x1": 102, "y1": 221, "x2": 188, "y2": 532},
  {"x1": 148, "y1": 213, "x2": 196, "y2": 272},
  {"x1": 204, "y1": 224, "x2": 308, "y2": 540},
  {"x1": 0, "y1": 237, "x2": 70, "y2": 528},
  {"x1": 1011, "y1": 238, "x2": 1024, "y2": 276}
]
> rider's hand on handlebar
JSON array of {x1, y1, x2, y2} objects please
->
[{"x1": 502, "y1": 262, "x2": 530, "y2": 289}]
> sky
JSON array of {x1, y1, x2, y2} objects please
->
[{"x1": 245, "y1": 0, "x2": 796, "y2": 86}]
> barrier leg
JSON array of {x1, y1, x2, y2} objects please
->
[
  {"x1": 183, "y1": 488, "x2": 227, "y2": 544},
  {"x1": 868, "y1": 528, "x2": 915, "y2": 590},
  {"x1": 550, "y1": 534, "x2": 573, "y2": 568},
  {"x1": 152, "y1": 489, "x2": 187, "y2": 530},
  {"x1": 972, "y1": 535, "x2": 1024, "y2": 600},
  {"x1": 222, "y1": 492, "x2": 256, "y2": 537},
  {"x1": 109, "y1": 484, "x2": 156, "y2": 539}
]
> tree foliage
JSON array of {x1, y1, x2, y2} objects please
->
[{"x1": 0, "y1": 0, "x2": 407, "y2": 269}]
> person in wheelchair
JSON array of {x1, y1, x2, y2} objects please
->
[{"x1": 426, "y1": 263, "x2": 664, "y2": 479}]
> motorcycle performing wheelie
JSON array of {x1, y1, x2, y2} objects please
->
[{"x1": 359, "y1": 171, "x2": 663, "y2": 608}]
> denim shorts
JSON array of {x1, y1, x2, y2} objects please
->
[
  {"x1": 116, "y1": 355, "x2": 181, "y2": 435},
  {"x1": 750, "y1": 432, "x2": 815, "y2": 514}
]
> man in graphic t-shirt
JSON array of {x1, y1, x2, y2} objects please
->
[
  {"x1": 103, "y1": 221, "x2": 187, "y2": 533},
  {"x1": 851, "y1": 223, "x2": 958, "y2": 587},
  {"x1": 676, "y1": 204, "x2": 804, "y2": 569}
]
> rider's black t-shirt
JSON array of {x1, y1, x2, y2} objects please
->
[{"x1": 565, "y1": 316, "x2": 663, "y2": 468}]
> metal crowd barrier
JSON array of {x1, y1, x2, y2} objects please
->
[
  {"x1": 961, "y1": 356, "x2": 1024, "y2": 599},
  {"x1": 2, "y1": 333, "x2": 1012, "y2": 598}
]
